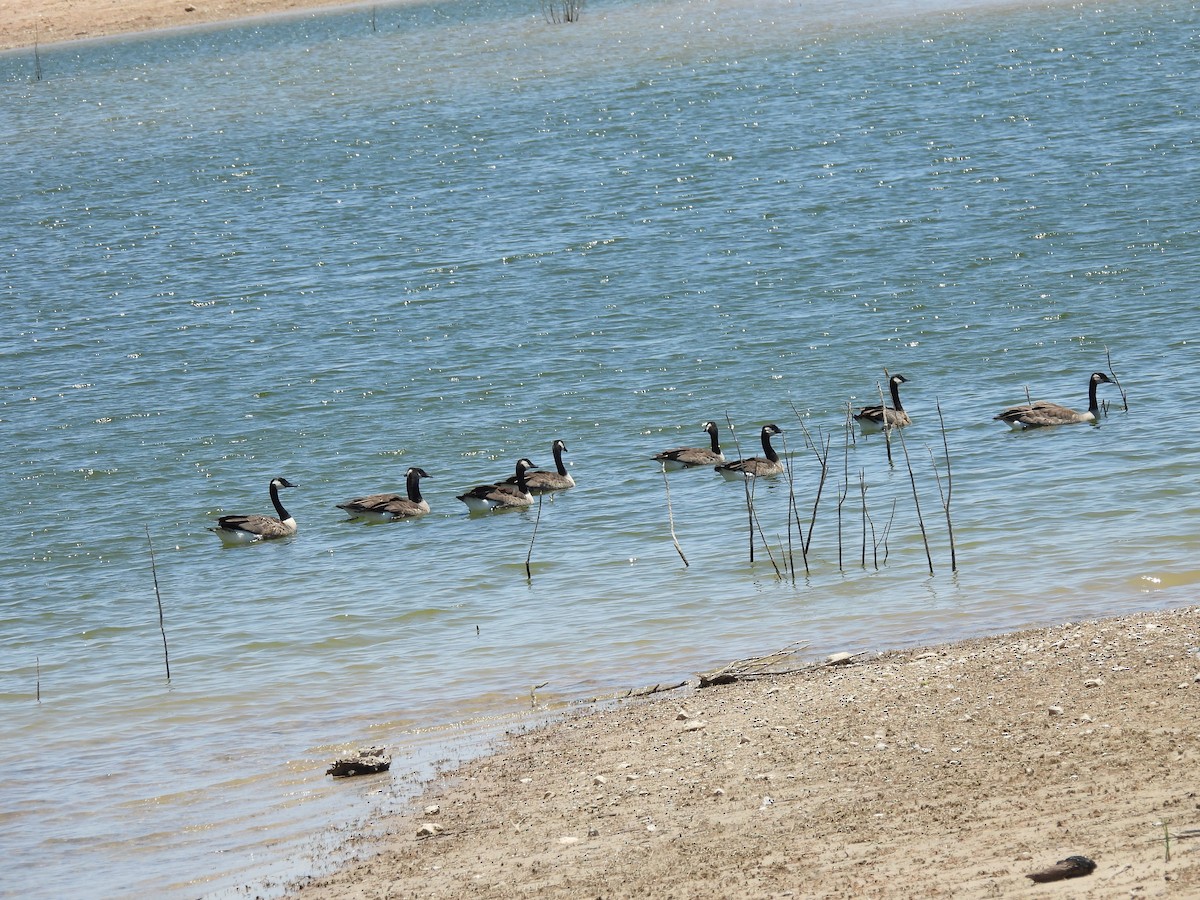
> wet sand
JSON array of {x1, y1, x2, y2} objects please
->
[{"x1": 287, "y1": 605, "x2": 1200, "y2": 898}]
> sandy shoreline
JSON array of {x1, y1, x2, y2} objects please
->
[
  {"x1": 1, "y1": 0, "x2": 370, "y2": 51},
  {"x1": 281, "y1": 605, "x2": 1200, "y2": 898}
]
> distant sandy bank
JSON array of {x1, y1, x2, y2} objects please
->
[
  {"x1": 2, "y1": 0, "x2": 373, "y2": 51},
  {"x1": 2, "y1": 0, "x2": 1099, "y2": 54}
]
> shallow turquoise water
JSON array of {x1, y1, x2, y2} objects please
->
[{"x1": 2, "y1": 0, "x2": 1198, "y2": 895}]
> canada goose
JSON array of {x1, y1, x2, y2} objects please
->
[
  {"x1": 854, "y1": 374, "x2": 911, "y2": 433},
  {"x1": 337, "y1": 467, "x2": 432, "y2": 521},
  {"x1": 504, "y1": 439, "x2": 575, "y2": 492},
  {"x1": 457, "y1": 458, "x2": 538, "y2": 512},
  {"x1": 994, "y1": 371, "x2": 1113, "y2": 429},
  {"x1": 715, "y1": 424, "x2": 785, "y2": 479},
  {"x1": 653, "y1": 421, "x2": 725, "y2": 470},
  {"x1": 209, "y1": 476, "x2": 298, "y2": 545}
]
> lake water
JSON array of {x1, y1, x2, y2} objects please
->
[{"x1": 2, "y1": 0, "x2": 1198, "y2": 895}]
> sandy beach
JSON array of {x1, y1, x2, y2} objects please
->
[
  {"x1": 281, "y1": 605, "x2": 1200, "y2": 898},
  {"x1": 0, "y1": 0, "x2": 362, "y2": 51}
]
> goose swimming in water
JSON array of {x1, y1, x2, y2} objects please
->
[
  {"x1": 209, "y1": 476, "x2": 298, "y2": 545},
  {"x1": 854, "y1": 374, "x2": 911, "y2": 433},
  {"x1": 715, "y1": 423, "x2": 785, "y2": 480},
  {"x1": 505, "y1": 439, "x2": 574, "y2": 492},
  {"x1": 653, "y1": 421, "x2": 725, "y2": 470},
  {"x1": 994, "y1": 371, "x2": 1113, "y2": 429},
  {"x1": 337, "y1": 467, "x2": 432, "y2": 522},
  {"x1": 457, "y1": 458, "x2": 538, "y2": 512}
]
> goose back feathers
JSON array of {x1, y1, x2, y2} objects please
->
[
  {"x1": 210, "y1": 476, "x2": 298, "y2": 545},
  {"x1": 458, "y1": 458, "x2": 538, "y2": 512},
  {"x1": 854, "y1": 374, "x2": 911, "y2": 433},
  {"x1": 338, "y1": 467, "x2": 431, "y2": 521},
  {"x1": 995, "y1": 372, "x2": 1112, "y2": 429},
  {"x1": 505, "y1": 440, "x2": 575, "y2": 492},
  {"x1": 715, "y1": 424, "x2": 785, "y2": 479},
  {"x1": 653, "y1": 421, "x2": 725, "y2": 470}
]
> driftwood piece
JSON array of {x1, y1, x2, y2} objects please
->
[
  {"x1": 326, "y1": 746, "x2": 392, "y2": 778},
  {"x1": 580, "y1": 680, "x2": 689, "y2": 705},
  {"x1": 1026, "y1": 855, "x2": 1096, "y2": 883},
  {"x1": 623, "y1": 680, "x2": 689, "y2": 699},
  {"x1": 697, "y1": 641, "x2": 814, "y2": 688}
]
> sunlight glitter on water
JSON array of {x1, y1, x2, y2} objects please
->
[{"x1": 1, "y1": 0, "x2": 1198, "y2": 895}]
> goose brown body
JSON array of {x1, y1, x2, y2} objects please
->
[
  {"x1": 995, "y1": 372, "x2": 1112, "y2": 429},
  {"x1": 458, "y1": 458, "x2": 538, "y2": 512},
  {"x1": 715, "y1": 424, "x2": 785, "y2": 479},
  {"x1": 210, "y1": 477, "x2": 298, "y2": 545},
  {"x1": 505, "y1": 440, "x2": 575, "y2": 492},
  {"x1": 854, "y1": 374, "x2": 911, "y2": 433},
  {"x1": 338, "y1": 467, "x2": 431, "y2": 521},
  {"x1": 653, "y1": 421, "x2": 725, "y2": 470}
]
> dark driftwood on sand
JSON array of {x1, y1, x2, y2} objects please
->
[{"x1": 326, "y1": 747, "x2": 392, "y2": 778}]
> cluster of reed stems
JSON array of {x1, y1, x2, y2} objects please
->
[
  {"x1": 654, "y1": 387, "x2": 961, "y2": 584},
  {"x1": 658, "y1": 352, "x2": 1124, "y2": 580}
]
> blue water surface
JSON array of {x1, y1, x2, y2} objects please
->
[{"x1": 1, "y1": 0, "x2": 1198, "y2": 895}]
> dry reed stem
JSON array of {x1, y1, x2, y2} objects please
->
[
  {"x1": 1104, "y1": 345, "x2": 1130, "y2": 411},
  {"x1": 697, "y1": 641, "x2": 812, "y2": 687},
  {"x1": 874, "y1": 375, "x2": 895, "y2": 468},
  {"x1": 525, "y1": 494, "x2": 543, "y2": 580},
  {"x1": 722, "y1": 413, "x2": 755, "y2": 563},
  {"x1": 804, "y1": 433, "x2": 831, "y2": 558},
  {"x1": 932, "y1": 398, "x2": 958, "y2": 572},
  {"x1": 894, "y1": 426, "x2": 934, "y2": 575},
  {"x1": 659, "y1": 464, "x2": 689, "y2": 567},
  {"x1": 147, "y1": 526, "x2": 171, "y2": 682}
]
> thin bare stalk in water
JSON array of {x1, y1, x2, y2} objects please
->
[
  {"x1": 877, "y1": 376, "x2": 895, "y2": 467},
  {"x1": 36, "y1": 656, "x2": 41, "y2": 703},
  {"x1": 33, "y1": 24, "x2": 43, "y2": 81},
  {"x1": 146, "y1": 527, "x2": 171, "y2": 682},
  {"x1": 860, "y1": 469, "x2": 876, "y2": 569},
  {"x1": 739, "y1": 464, "x2": 781, "y2": 578},
  {"x1": 804, "y1": 433, "x2": 831, "y2": 558},
  {"x1": 833, "y1": 413, "x2": 853, "y2": 571},
  {"x1": 660, "y1": 465, "x2": 689, "y2": 567},
  {"x1": 783, "y1": 440, "x2": 809, "y2": 577},
  {"x1": 752, "y1": 485, "x2": 783, "y2": 578},
  {"x1": 785, "y1": 403, "x2": 814, "y2": 573},
  {"x1": 880, "y1": 498, "x2": 898, "y2": 562},
  {"x1": 722, "y1": 413, "x2": 755, "y2": 562},
  {"x1": 789, "y1": 406, "x2": 833, "y2": 556},
  {"x1": 929, "y1": 398, "x2": 958, "y2": 572},
  {"x1": 525, "y1": 494, "x2": 543, "y2": 580},
  {"x1": 895, "y1": 427, "x2": 934, "y2": 575},
  {"x1": 1104, "y1": 345, "x2": 1129, "y2": 412},
  {"x1": 783, "y1": 452, "x2": 796, "y2": 582},
  {"x1": 751, "y1": 436, "x2": 783, "y2": 579}
]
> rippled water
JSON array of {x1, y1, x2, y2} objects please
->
[{"x1": 2, "y1": 0, "x2": 1198, "y2": 895}]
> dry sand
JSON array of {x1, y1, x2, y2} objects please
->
[
  {"x1": 287, "y1": 605, "x2": 1200, "y2": 898},
  {"x1": 1, "y1": 0, "x2": 361, "y2": 51}
]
